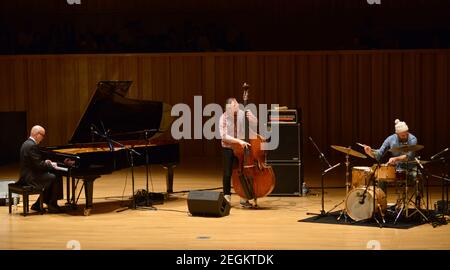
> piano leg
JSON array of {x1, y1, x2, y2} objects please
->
[
  {"x1": 71, "y1": 177, "x2": 76, "y2": 206},
  {"x1": 82, "y1": 176, "x2": 99, "y2": 216},
  {"x1": 164, "y1": 163, "x2": 175, "y2": 193},
  {"x1": 65, "y1": 175, "x2": 71, "y2": 206}
]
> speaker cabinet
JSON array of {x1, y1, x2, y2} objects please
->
[
  {"x1": 268, "y1": 163, "x2": 302, "y2": 196},
  {"x1": 266, "y1": 124, "x2": 302, "y2": 163},
  {"x1": 187, "y1": 191, "x2": 231, "y2": 217}
]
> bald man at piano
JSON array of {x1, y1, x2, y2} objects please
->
[{"x1": 18, "y1": 125, "x2": 73, "y2": 213}]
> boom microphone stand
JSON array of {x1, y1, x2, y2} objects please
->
[
  {"x1": 306, "y1": 137, "x2": 341, "y2": 218},
  {"x1": 364, "y1": 163, "x2": 384, "y2": 227},
  {"x1": 427, "y1": 154, "x2": 450, "y2": 221},
  {"x1": 89, "y1": 126, "x2": 142, "y2": 211},
  {"x1": 360, "y1": 148, "x2": 389, "y2": 227}
]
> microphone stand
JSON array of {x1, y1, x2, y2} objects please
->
[
  {"x1": 121, "y1": 128, "x2": 159, "y2": 211},
  {"x1": 430, "y1": 154, "x2": 450, "y2": 216},
  {"x1": 414, "y1": 158, "x2": 433, "y2": 220},
  {"x1": 414, "y1": 157, "x2": 450, "y2": 226},
  {"x1": 440, "y1": 156, "x2": 449, "y2": 216},
  {"x1": 145, "y1": 130, "x2": 150, "y2": 207},
  {"x1": 90, "y1": 127, "x2": 142, "y2": 211},
  {"x1": 142, "y1": 129, "x2": 158, "y2": 208},
  {"x1": 360, "y1": 147, "x2": 388, "y2": 226},
  {"x1": 306, "y1": 137, "x2": 341, "y2": 219},
  {"x1": 357, "y1": 160, "x2": 383, "y2": 227}
]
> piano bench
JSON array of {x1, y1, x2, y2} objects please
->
[{"x1": 8, "y1": 184, "x2": 44, "y2": 216}]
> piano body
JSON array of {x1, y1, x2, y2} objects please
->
[{"x1": 43, "y1": 81, "x2": 180, "y2": 215}]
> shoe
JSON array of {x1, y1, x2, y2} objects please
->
[
  {"x1": 47, "y1": 204, "x2": 62, "y2": 214},
  {"x1": 30, "y1": 203, "x2": 42, "y2": 212},
  {"x1": 240, "y1": 199, "x2": 253, "y2": 208},
  {"x1": 224, "y1": 195, "x2": 231, "y2": 203}
]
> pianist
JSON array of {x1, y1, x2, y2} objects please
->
[{"x1": 18, "y1": 125, "x2": 64, "y2": 213}]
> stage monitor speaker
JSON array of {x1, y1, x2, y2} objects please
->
[
  {"x1": 266, "y1": 124, "x2": 302, "y2": 163},
  {"x1": 187, "y1": 191, "x2": 230, "y2": 217},
  {"x1": 268, "y1": 163, "x2": 302, "y2": 196}
]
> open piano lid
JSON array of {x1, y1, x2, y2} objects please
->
[{"x1": 70, "y1": 81, "x2": 172, "y2": 144}]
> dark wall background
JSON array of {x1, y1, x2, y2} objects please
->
[
  {"x1": 0, "y1": 112, "x2": 27, "y2": 165},
  {"x1": 1, "y1": 0, "x2": 449, "y2": 54},
  {"x1": 0, "y1": 50, "x2": 449, "y2": 162},
  {"x1": 0, "y1": 2, "x2": 448, "y2": 174}
]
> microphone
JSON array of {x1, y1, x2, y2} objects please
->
[
  {"x1": 415, "y1": 157, "x2": 424, "y2": 169},
  {"x1": 431, "y1": 148, "x2": 449, "y2": 160},
  {"x1": 359, "y1": 194, "x2": 366, "y2": 204},
  {"x1": 90, "y1": 125, "x2": 95, "y2": 142},
  {"x1": 324, "y1": 162, "x2": 341, "y2": 174}
]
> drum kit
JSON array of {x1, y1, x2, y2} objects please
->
[{"x1": 329, "y1": 143, "x2": 429, "y2": 225}]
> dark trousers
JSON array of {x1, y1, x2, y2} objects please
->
[
  {"x1": 28, "y1": 172, "x2": 63, "y2": 206},
  {"x1": 223, "y1": 148, "x2": 236, "y2": 196}
]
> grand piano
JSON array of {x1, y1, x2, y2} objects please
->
[{"x1": 43, "y1": 81, "x2": 180, "y2": 215}]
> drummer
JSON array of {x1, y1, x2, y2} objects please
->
[{"x1": 363, "y1": 119, "x2": 418, "y2": 191}]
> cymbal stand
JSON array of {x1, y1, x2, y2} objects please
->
[
  {"x1": 337, "y1": 151, "x2": 351, "y2": 222},
  {"x1": 405, "y1": 180, "x2": 428, "y2": 221},
  {"x1": 394, "y1": 159, "x2": 428, "y2": 223}
]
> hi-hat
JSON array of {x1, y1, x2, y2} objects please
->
[
  {"x1": 389, "y1": 145, "x2": 424, "y2": 154},
  {"x1": 331, "y1": 145, "x2": 367, "y2": 159}
]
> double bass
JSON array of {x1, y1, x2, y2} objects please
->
[{"x1": 231, "y1": 83, "x2": 276, "y2": 207}]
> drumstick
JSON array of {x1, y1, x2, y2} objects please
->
[
  {"x1": 356, "y1": 142, "x2": 367, "y2": 148},
  {"x1": 357, "y1": 142, "x2": 376, "y2": 159}
]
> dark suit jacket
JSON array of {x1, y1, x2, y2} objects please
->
[{"x1": 19, "y1": 138, "x2": 53, "y2": 186}]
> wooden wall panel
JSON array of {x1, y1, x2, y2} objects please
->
[{"x1": 0, "y1": 50, "x2": 449, "y2": 161}]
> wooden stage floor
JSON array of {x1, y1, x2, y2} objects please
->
[{"x1": 1, "y1": 157, "x2": 449, "y2": 250}]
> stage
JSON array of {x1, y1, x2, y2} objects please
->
[{"x1": 1, "y1": 158, "x2": 449, "y2": 250}]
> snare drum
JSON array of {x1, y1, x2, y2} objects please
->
[
  {"x1": 351, "y1": 166, "x2": 373, "y2": 188},
  {"x1": 375, "y1": 164, "x2": 397, "y2": 182}
]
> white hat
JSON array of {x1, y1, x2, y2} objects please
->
[{"x1": 395, "y1": 119, "x2": 409, "y2": 133}]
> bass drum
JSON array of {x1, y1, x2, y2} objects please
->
[{"x1": 345, "y1": 186, "x2": 387, "y2": 221}]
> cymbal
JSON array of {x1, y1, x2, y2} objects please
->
[
  {"x1": 331, "y1": 145, "x2": 367, "y2": 159},
  {"x1": 405, "y1": 159, "x2": 430, "y2": 165},
  {"x1": 389, "y1": 145, "x2": 424, "y2": 154}
]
